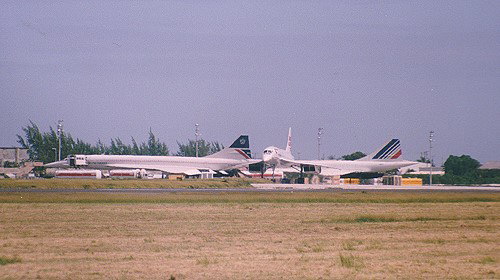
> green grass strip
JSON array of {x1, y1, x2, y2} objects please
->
[
  {"x1": 0, "y1": 178, "x2": 264, "y2": 189},
  {"x1": 317, "y1": 215, "x2": 489, "y2": 224},
  {"x1": 0, "y1": 192, "x2": 498, "y2": 204},
  {"x1": 0, "y1": 256, "x2": 22, "y2": 266}
]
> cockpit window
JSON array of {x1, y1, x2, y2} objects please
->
[{"x1": 264, "y1": 150, "x2": 272, "y2": 154}]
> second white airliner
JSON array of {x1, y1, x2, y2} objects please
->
[{"x1": 262, "y1": 128, "x2": 417, "y2": 176}]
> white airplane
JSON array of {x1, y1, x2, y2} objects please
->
[
  {"x1": 262, "y1": 128, "x2": 417, "y2": 176},
  {"x1": 45, "y1": 135, "x2": 258, "y2": 176}
]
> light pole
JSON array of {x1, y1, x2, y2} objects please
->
[
  {"x1": 57, "y1": 120, "x2": 63, "y2": 161},
  {"x1": 52, "y1": 148, "x2": 57, "y2": 162},
  {"x1": 195, "y1": 124, "x2": 200, "y2": 157},
  {"x1": 429, "y1": 131, "x2": 434, "y2": 186},
  {"x1": 317, "y1": 128, "x2": 324, "y2": 160}
]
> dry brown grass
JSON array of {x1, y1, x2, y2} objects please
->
[
  {"x1": 0, "y1": 191, "x2": 497, "y2": 204},
  {"x1": 0, "y1": 192, "x2": 498, "y2": 279}
]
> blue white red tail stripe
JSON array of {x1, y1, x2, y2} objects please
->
[
  {"x1": 372, "y1": 139, "x2": 401, "y2": 159},
  {"x1": 372, "y1": 139, "x2": 397, "y2": 159},
  {"x1": 380, "y1": 141, "x2": 400, "y2": 159}
]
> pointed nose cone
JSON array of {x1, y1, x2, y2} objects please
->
[
  {"x1": 262, "y1": 146, "x2": 275, "y2": 163},
  {"x1": 262, "y1": 146, "x2": 280, "y2": 166},
  {"x1": 262, "y1": 153, "x2": 271, "y2": 163}
]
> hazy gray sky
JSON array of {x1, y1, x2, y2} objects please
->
[{"x1": 1, "y1": 1, "x2": 499, "y2": 164}]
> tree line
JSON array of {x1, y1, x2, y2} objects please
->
[
  {"x1": 336, "y1": 151, "x2": 499, "y2": 184},
  {"x1": 436, "y1": 155, "x2": 499, "y2": 184},
  {"x1": 404, "y1": 155, "x2": 500, "y2": 185},
  {"x1": 16, "y1": 121, "x2": 222, "y2": 163},
  {"x1": 14, "y1": 122, "x2": 500, "y2": 184}
]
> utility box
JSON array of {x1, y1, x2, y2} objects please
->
[
  {"x1": 341, "y1": 178, "x2": 360, "y2": 185},
  {"x1": 199, "y1": 169, "x2": 215, "y2": 179},
  {"x1": 110, "y1": 169, "x2": 140, "y2": 179},
  {"x1": 402, "y1": 178, "x2": 423, "y2": 186},
  {"x1": 168, "y1": 174, "x2": 184, "y2": 180},
  {"x1": 55, "y1": 169, "x2": 102, "y2": 179},
  {"x1": 333, "y1": 175, "x2": 341, "y2": 185},
  {"x1": 361, "y1": 178, "x2": 383, "y2": 185},
  {"x1": 383, "y1": 175, "x2": 402, "y2": 186}
]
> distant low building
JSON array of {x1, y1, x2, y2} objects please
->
[
  {"x1": 0, "y1": 147, "x2": 29, "y2": 166},
  {"x1": 401, "y1": 162, "x2": 445, "y2": 175},
  {"x1": 479, "y1": 161, "x2": 500, "y2": 170}
]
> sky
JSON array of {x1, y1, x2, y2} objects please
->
[{"x1": 1, "y1": 1, "x2": 499, "y2": 164}]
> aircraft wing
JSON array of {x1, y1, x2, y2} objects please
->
[
  {"x1": 319, "y1": 168, "x2": 361, "y2": 176},
  {"x1": 107, "y1": 158, "x2": 260, "y2": 175},
  {"x1": 277, "y1": 158, "x2": 367, "y2": 176},
  {"x1": 276, "y1": 158, "x2": 323, "y2": 168},
  {"x1": 107, "y1": 164, "x2": 203, "y2": 176},
  {"x1": 230, "y1": 159, "x2": 262, "y2": 169}
]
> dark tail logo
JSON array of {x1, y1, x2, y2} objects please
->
[{"x1": 229, "y1": 135, "x2": 249, "y2": 149}]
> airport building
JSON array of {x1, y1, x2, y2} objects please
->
[
  {"x1": 400, "y1": 162, "x2": 445, "y2": 175},
  {"x1": 479, "y1": 161, "x2": 500, "y2": 170},
  {"x1": 0, "y1": 147, "x2": 29, "y2": 167}
]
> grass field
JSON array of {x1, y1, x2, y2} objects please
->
[
  {"x1": 0, "y1": 178, "x2": 265, "y2": 189},
  {"x1": 0, "y1": 192, "x2": 498, "y2": 279}
]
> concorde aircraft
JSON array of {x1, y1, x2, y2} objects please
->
[
  {"x1": 262, "y1": 128, "x2": 417, "y2": 176},
  {"x1": 45, "y1": 135, "x2": 259, "y2": 176}
]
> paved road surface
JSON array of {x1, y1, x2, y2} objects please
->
[{"x1": 252, "y1": 184, "x2": 500, "y2": 192}]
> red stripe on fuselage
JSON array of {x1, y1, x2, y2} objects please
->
[
  {"x1": 236, "y1": 149, "x2": 250, "y2": 159},
  {"x1": 56, "y1": 173, "x2": 96, "y2": 176}
]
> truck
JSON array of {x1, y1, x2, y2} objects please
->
[{"x1": 55, "y1": 169, "x2": 102, "y2": 179}]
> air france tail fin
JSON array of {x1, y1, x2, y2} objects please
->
[
  {"x1": 359, "y1": 139, "x2": 402, "y2": 161},
  {"x1": 206, "y1": 135, "x2": 252, "y2": 159},
  {"x1": 285, "y1": 127, "x2": 292, "y2": 153}
]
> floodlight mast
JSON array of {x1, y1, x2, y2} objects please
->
[
  {"x1": 52, "y1": 148, "x2": 57, "y2": 162},
  {"x1": 317, "y1": 128, "x2": 324, "y2": 160},
  {"x1": 57, "y1": 120, "x2": 63, "y2": 161},
  {"x1": 195, "y1": 124, "x2": 200, "y2": 157},
  {"x1": 429, "y1": 131, "x2": 434, "y2": 186}
]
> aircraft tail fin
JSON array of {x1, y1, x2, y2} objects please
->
[
  {"x1": 359, "y1": 139, "x2": 402, "y2": 161},
  {"x1": 285, "y1": 127, "x2": 292, "y2": 153},
  {"x1": 206, "y1": 135, "x2": 252, "y2": 159}
]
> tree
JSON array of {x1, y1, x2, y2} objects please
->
[
  {"x1": 416, "y1": 152, "x2": 431, "y2": 164},
  {"x1": 341, "y1": 151, "x2": 366, "y2": 161},
  {"x1": 17, "y1": 121, "x2": 170, "y2": 161},
  {"x1": 95, "y1": 139, "x2": 107, "y2": 154},
  {"x1": 443, "y1": 155, "x2": 480, "y2": 176},
  {"x1": 2, "y1": 161, "x2": 20, "y2": 168},
  {"x1": 131, "y1": 137, "x2": 141, "y2": 155},
  {"x1": 17, "y1": 120, "x2": 58, "y2": 162},
  {"x1": 145, "y1": 129, "x2": 169, "y2": 156},
  {"x1": 176, "y1": 139, "x2": 223, "y2": 157},
  {"x1": 17, "y1": 120, "x2": 44, "y2": 161},
  {"x1": 109, "y1": 138, "x2": 130, "y2": 155},
  {"x1": 416, "y1": 156, "x2": 431, "y2": 164}
]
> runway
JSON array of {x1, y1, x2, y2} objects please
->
[
  {"x1": 252, "y1": 184, "x2": 500, "y2": 192},
  {"x1": 0, "y1": 184, "x2": 498, "y2": 193}
]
